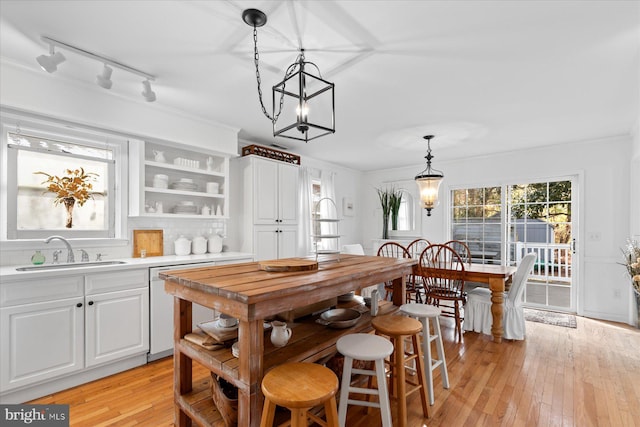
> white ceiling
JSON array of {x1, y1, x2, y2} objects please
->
[{"x1": 1, "y1": 0, "x2": 638, "y2": 171}]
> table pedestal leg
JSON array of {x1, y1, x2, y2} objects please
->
[{"x1": 489, "y1": 278, "x2": 505, "y2": 343}]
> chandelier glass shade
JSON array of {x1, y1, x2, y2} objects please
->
[{"x1": 415, "y1": 135, "x2": 444, "y2": 216}]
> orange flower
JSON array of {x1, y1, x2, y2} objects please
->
[{"x1": 35, "y1": 167, "x2": 99, "y2": 206}]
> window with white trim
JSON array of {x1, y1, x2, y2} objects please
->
[{"x1": 2, "y1": 115, "x2": 124, "y2": 240}]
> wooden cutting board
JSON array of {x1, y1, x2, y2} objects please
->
[
  {"x1": 259, "y1": 259, "x2": 319, "y2": 272},
  {"x1": 133, "y1": 229, "x2": 163, "y2": 258}
]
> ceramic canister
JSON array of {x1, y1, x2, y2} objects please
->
[
  {"x1": 208, "y1": 235, "x2": 223, "y2": 253},
  {"x1": 174, "y1": 236, "x2": 191, "y2": 256},
  {"x1": 192, "y1": 236, "x2": 207, "y2": 255}
]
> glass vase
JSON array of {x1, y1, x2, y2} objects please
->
[
  {"x1": 382, "y1": 213, "x2": 389, "y2": 239},
  {"x1": 63, "y1": 197, "x2": 75, "y2": 228}
]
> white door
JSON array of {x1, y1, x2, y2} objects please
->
[
  {"x1": 506, "y1": 177, "x2": 577, "y2": 312},
  {"x1": 254, "y1": 226, "x2": 280, "y2": 260},
  {"x1": 254, "y1": 159, "x2": 279, "y2": 224},
  {"x1": 278, "y1": 163, "x2": 299, "y2": 225},
  {"x1": 278, "y1": 226, "x2": 299, "y2": 258},
  {"x1": 0, "y1": 297, "x2": 84, "y2": 391},
  {"x1": 85, "y1": 287, "x2": 149, "y2": 367}
]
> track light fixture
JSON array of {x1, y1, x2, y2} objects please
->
[
  {"x1": 36, "y1": 36, "x2": 157, "y2": 102},
  {"x1": 141, "y1": 80, "x2": 156, "y2": 102},
  {"x1": 242, "y1": 8, "x2": 335, "y2": 143},
  {"x1": 96, "y1": 64, "x2": 113, "y2": 89},
  {"x1": 36, "y1": 44, "x2": 66, "y2": 73}
]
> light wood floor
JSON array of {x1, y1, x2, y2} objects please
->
[{"x1": 30, "y1": 315, "x2": 640, "y2": 426}]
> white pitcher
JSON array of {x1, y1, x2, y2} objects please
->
[
  {"x1": 152, "y1": 150, "x2": 166, "y2": 163},
  {"x1": 270, "y1": 321, "x2": 291, "y2": 347}
]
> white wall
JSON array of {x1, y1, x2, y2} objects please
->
[
  {"x1": 0, "y1": 61, "x2": 239, "y2": 154},
  {"x1": 362, "y1": 136, "x2": 633, "y2": 324}
]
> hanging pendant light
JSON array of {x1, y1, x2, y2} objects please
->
[
  {"x1": 415, "y1": 135, "x2": 444, "y2": 216},
  {"x1": 242, "y1": 8, "x2": 335, "y2": 143}
]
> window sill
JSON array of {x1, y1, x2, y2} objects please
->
[{"x1": 0, "y1": 238, "x2": 129, "y2": 252}]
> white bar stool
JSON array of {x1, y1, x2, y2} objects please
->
[
  {"x1": 336, "y1": 333, "x2": 394, "y2": 427},
  {"x1": 400, "y1": 303, "x2": 450, "y2": 405}
]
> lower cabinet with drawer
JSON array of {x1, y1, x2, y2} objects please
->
[{"x1": 0, "y1": 269, "x2": 149, "y2": 403}]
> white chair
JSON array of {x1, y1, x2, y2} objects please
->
[
  {"x1": 463, "y1": 252, "x2": 537, "y2": 340},
  {"x1": 341, "y1": 244, "x2": 365, "y2": 255}
]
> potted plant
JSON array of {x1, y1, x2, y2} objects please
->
[
  {"x1": 390, "y1": 189, "x2": 403, "y2": 231},
  {"x1": 621, "y1": 238, "x2": 640, "y2": 327},
  {"x1": 35, "y1": 168, "x2": 98, "y2": 228},
  {"x1": 376, "y1": 186, "x2": 403, "y2": 239}
]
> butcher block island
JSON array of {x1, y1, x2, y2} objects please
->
[{"x1": 160, "y1": 254, "x2": 417, "y2": 427}]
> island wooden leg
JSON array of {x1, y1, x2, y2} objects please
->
[
  {"x1": 174, "y1": 297, "x2": 192, "y2": 426},
  {"x1": 238, "y1": 319, "x2": 264, "y2": 427},
  {"x1": 391, "y1": 275, "x2": 407, "y2": 307},
  {"x1": 488, "y1": 278, "x2": 505, "y2": 343}
]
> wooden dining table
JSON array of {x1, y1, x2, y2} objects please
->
[
  {"x1": 160, "y1": 254, "x2": 416, "y2": 427},
  {"x1": 416, "y1": 263, "x2": 516, "y2": 343}
]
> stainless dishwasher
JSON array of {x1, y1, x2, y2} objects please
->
[{"x1": 149, "y1": 262, "x2": 217, "y2": 361}]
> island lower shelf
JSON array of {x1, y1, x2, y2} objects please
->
[{"x1": 175, "y1": 300, "x2": 398, "y2": 426}]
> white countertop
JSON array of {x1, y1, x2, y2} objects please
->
[{"x1": 0, "y1": 252, "x2": 254, "y2": 282}]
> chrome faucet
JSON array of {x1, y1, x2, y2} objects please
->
[
  {"x1": 44, "y1": 235, "x2": 75, "y2": 263},
  {"x1": 79, "y1": 249, "x2": 90, "y2": 262},
  {"x1": 52, "y1": 249, "x2": 63, "y2": 264}
]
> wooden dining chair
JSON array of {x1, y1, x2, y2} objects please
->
[
  {"x1": 443, "y1": 240, "x2": 472, "y2": 265},
  {"x1": 376, "y1": 242, "x2": 414, "y2": 301},
  {"x1": 406, "y1": 239, "x2": 432, "y2": 303},
  {"x1": 419, "y1": 244, "x2": 467, "y2": 340}
]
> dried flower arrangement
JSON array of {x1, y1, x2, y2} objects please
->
[{"x1": 35, "y1": 168, "x2": 99, "y2": 228}]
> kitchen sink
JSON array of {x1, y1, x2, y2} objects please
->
[{"x1": 16, "y1": 260, "x2": 127, "y2": 271}]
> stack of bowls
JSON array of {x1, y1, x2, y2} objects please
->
[{"x1": 152, "y1": 174, "x2": 169, "y2": 189}]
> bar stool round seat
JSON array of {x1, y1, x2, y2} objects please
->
[
  {"x1": 400, "y1": 303, "x2": 450, "y2": 406},
  {"x1": 260, "y1": 362, "x2": 339, "y2": 427},
  {"x1": 336, "y1": 333, "x2": 394, "y2": 427},
  {"x1": 371, "y1": 314, "x2": 430, "y2": 427}
]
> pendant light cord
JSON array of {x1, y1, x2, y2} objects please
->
[{"x1": 252, "y1": 26, "x2": 286, "y2": 124}]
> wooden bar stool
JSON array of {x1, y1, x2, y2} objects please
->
[
  {"x1": 371, "y1": 314, "x2": 429, "y2": 427},
  {"x1": 336, "y1": 333, "x2": 394, "y2": 427},
  {"x1": 260, "y1": 362, "x2": 339, "y2": 427},
  {"x1": 400, "y1": 303, "x2": 450, "y2": 405}
]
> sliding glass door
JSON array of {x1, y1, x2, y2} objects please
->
[
  {"x1": 507, "y1": 179, "x2": 575, "y2": 311},
  {"x1": 451, "y1": 177, "x2": 577, "y2": 312}
]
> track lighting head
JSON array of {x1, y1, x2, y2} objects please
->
[
  {"x1": 37, "y1": 36, "x2": 158, "y2": 100},
  {"x1": 141, "y1": 80, "x2": 156, "y2": 102},
  {"x1": 96, "y1": 64, "x2": 113, "y2": 89},
  {"x1": 36, "y1": 45, "x2": 66, "y2": 73}
]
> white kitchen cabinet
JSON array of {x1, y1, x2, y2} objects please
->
[
  {"x1": 129, "y1": 139, "x2": 230, "y2": 218},
  {"x1": 254, "y1": 225, "x2": 298, "y2": 261},
  {"x1": 85, "y1": 269, "x2": 149, "y2": 367},
  {"x1": 253, "y1": 158, "x2": 299, "y2": 225},
  {"x1": 0, "y1": 295, "x2": 84, "y2": 392},
  {"x1": 85, "y1": 287, "x2": 148, "y2": 367},
  {"x1": 0, "y1": 269, "x2": 148, "y2": 400},
  {"x1": 233, "y1": 155, "x2": 300, "y2": 260}
]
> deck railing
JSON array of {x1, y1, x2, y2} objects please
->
[{"x1": 515, "y1": 242, "x2": 572, "y2": 284}]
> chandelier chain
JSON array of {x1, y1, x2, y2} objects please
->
[{"x1": 253, "y1": 26, "x2": 286, "y2": 124}]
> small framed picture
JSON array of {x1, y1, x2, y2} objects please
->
[{"x1": 343, "y1": 197, "x2": 354, "y2": 216}]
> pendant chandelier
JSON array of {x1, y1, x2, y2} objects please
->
[
  {"x1": 415, "y1": 135, "x2": 444, "y2": 216},
  {"x1": 242, "y1": 8, "x2": 335, "y2": 143}
]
